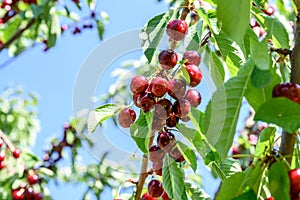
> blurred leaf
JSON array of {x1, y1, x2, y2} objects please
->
[
  {"x1": 254, "y1": 98, "x2": 300, "y2": 133},
  {"x1": 173, "y1": 66, "x2": 190, "y2": 84},
  {"x1": 185, "y1": 182, "x2": 211, "y2": 200},
  {"x1": 96, "y1": 20, "x2": 105, "y2": 40},
  {"x1": 231, "y1": 190, "x2": 257, "y2": 200},
  {"x1": 254, "y1": 127, "x2": 276, "y2": 159},
  {"x1": 88, "y1": 103, "x2": 124, "y2": 133},
  {"x1": 250, "y1": 39, "x2": 269, "y2": 71},
  {"x1": 250, "y1": 66, "x2": 272, "y2": 88},
  {"x1": 130, "y1": 111, "x2": 153, "y2": 154},
  {"x1": 177, "y1": 141, "x2": 197, "y2": 172},
  {"x1": 39, "y1": 167, "x2": 55, "y2": 178},
  {"x1": 268, "y1": 162, "x2": 290, "y2": 200},
  {"x1": 162, "y1": 155, "x2": 185, "y2": 199},
  {"x1": 177, "y1": 123, "x2": 203, "y2": 153},
  {"x1": 184, "y1": 20, "x2": 203, "y2": 51},
  {"x1": 220, "y1": 158, "x2": 242, "y2": 177}
]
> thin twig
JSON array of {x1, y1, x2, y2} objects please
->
[{"x1": 0, "y1": 130, "x2": 15, "y2": 152}]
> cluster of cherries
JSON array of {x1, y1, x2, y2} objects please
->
[
  {"x1": 118, "y1": 18, "x2": 203, "y2": 200},
  {"x1": 272, "y1": 82, "x2": 300, "y2": 104},
  {"x1": 0, "y1": 138, "x2": 21, "y2": 170}
]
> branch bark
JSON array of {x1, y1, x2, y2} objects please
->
[
  {"x1": 279, "y1": 0, "x2": 300, "y2": 165},
  {"x1": 0, "y1": 18, "x2": 35, "y2": 52}
]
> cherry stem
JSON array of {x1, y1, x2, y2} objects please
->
[
  {"x1": 0, "y1": 130, "x2": 16, "y2": 152},
  {"x1": 134, "y1": 130, "x2": 155, "y2": 200},
  {"x1": 279, "y1": 1, "x2": 300, "y2": 166}
]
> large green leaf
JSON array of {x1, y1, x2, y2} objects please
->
[
  {"x1": 268, "y1": 162, "x2": 290, "y2": 200},
  {"x1": 216, "y1": 172, "x2": 246, "y2": 200},
  {"x1": 177, "y1": 141, "x2": 197, "y2": 172},
  {"x1": 140, "y1": 10, "x2": 174, "y2": 63},
  {"x1": 254, "y1": 98, "x2": 300, "y2": 133},
  {"x1": 185, "y1": 182, "x2": 211, "y2": 200},
  {"x1": 87, "y1": 103, "x2": 124, "y2": 133},
  {"x1": 130, "y1": 111, "x2": 153, "y2": 154},
  {"x1": 216, "y1": 0, "x2": 251, "y2": 44},
  {"x1": 219, "y1": 158, "x2": 242, "y2": 177},
  {"x1": 231, "y1": 190, "x2": 257, "y2": 200},
  {"x1": 250, "y1": 66, "x2": 272, "y2": 88},
  {"x1": 245, "y1": 67, "x2": 281, "y2": 111},
  {"x1": 184, "y1": 20, "x2": 203, "y2": 51},
  {"x1": 162, "y1": 155, "x2": 185, "y2": 200},
  {"x1": 250, "y1": 38, "x2": 269, "y2": 71},
  {"x1": 177, "y1": 123, "x2": 203, "y2": 154},
  {"x1": 214, "y1": 31, "x2": 246, "y2": 76},
  {"x1": 204, "y1": 46, "x2": 225, "y2": 87},
  {"x1": 203, "y1": 60, "x2": 254, "y2": 160}
]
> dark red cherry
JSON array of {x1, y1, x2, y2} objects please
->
[
  {"x1": 185, "y1": 64, "x2": 202, "y2": 87},
  {"x1": 184, "y1": 89, "x2": 201, "y2": 107},
  {"x1": 133, "y1": 93, "x2": 142, "y2": 108},
  {"x1": 159, "y1": 49, "x2": 178, "y2": 70},
  {"x1": 139, "y1": 92, "x2": 156, "y2": 112},
  {"x1": 130, "y1": 76, "x2": 149, "y2": 94},
  {"x1": 157, "y1": 131, "x2": 176, "y2": 153},
  {"x1": 170, "y1": 147, "x2": 185, "y2": 162},
  {"x1": 0, "y1": 151, "x2": 5, "y2": 161},
  {"x1": 0, "y1": 161, "x2": 5, "y2": 170},
  {"x1": 148, "y1": 179, "x2": 164, "y2": 198},
  {"x1": 153, "y1": 99, "x2": 173, "y2": 119},
  {"x1": 289, "y1": 168, "x2": 300, "y2": 197},
  {"x1": 153, "y1": 161, "x2": 163, "y2": 176},
  {"x1": 168, "y1": 79, "x2": 186, "y2": 99},
  {"x1": 150, "y1": 77, "x2": 169, "y2": 98},
  {"x1": 161, "y1": 191, "x2": 171, "y2": 200},
  {"x1": 149, "y1": 145, "x2": 165, "y2": 163},
  {"x1": 272, "y1": 83, "x2": 300, "y2": 104},
  {"x1": 13, "y1": 148, "x2": 21, "y2": 158},
  {"x1": 263, "y1": 6, "x2": 275, "y2": 16},
  {"x1": 183, "y1": 50, "x2": 202, "y2": 66},
  {"x1": 118, "y1": 108, "x2": 136, "y2": 128},
  {"x1": 28, "y1": 174, "x2": 40, "y2": 185},
  {"x1": 142, "y1": 192, "x2": 158, "y2": 200},
  {"x1": 173, "y1": 99, "x2": 191, "y2": 118},
  {"x1": 166, "y1": 113, "x2": 179, "y2": 128},
  {"x1": 166, "y1": 20, "x2": 188, "y2": 41}
]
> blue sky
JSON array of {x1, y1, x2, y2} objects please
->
[{"x1": 0, "y1": 0, "x2": 222, "y2": 199}]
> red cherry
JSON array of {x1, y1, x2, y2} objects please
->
[
  {"x1": 142, "y1": 192, "x2": 158, "y2": 200},
  {"x1": 33, "y1": 192, "x2": 43, "y2": 200},
  {"x1": 184, "y1": 89, "x2": 202, "y2": 107},
  {"x1": 148, "y1": 179, "x2": 164, "y2": 198},
  {"x1": 289, "y1": 169, "x2": 300, "y2": 197},
  {"x1": 170, "y1": 147, "x2": 185, "y2": 162},
  {"x1": 0, "y1": 161, "x2": 6, "y2": 170},
  {"x1": 173, "y1": 99, "x2": 191, "y2": 118},
  {"x1": 130, "y1": 76, "x2": 149, "y2": 94},
  {"x1": 168, "y1": 79, "x2": 186, "y2": 99},
  {"x1": 153, "y1": 161, "x2": 163, "y2": 176},
  {"x1": 149, "y1": 145, "x2": 165, "y2": 163},
  {"x1": 263, "y1": 6, "x2": 275, "y2": 16},
  {"x1": 232, "y1": 145, "x2": 240, "y2": 155},
  {"x1": 139, "y1": 92, "x2": 156, "y2": 112},
  {"x1": 161, "y1": 191, "x2": 171, "y2": 200},
  {"x1": 13, "y1": 148, "x2": 21, "y2": 158},
  {"x1": 150, "y1": 77, "x2": 168, "y2": 98},
  {"x1": 118, "y1": 108, "x2": 136, "y2": 128},
  {"x1": 157, "y1": 131, "x2": 176, "y2": 153},
  {"x1": 166, "y1": 19, "x2": 188, "y2": 41},
  {"x1": 158, "y1": 49, "x2": 178, "y2": 70},
  {"x1": 183, "y1": 50, "x2": 202, "y2": 66},
  {"x1": 153, "y1": 99, "x2": 173, "y2": 119},
  {"x1": 12, "y1": 190, "x2": 24, "y2": 200},
  {"x1": 28, "y1": 174, "x2": 40, "y2": 185},
  {"x1": 0, "y1": 151, "x2": 5, "y2": 161},
  {"x1": 265, "y1": 197, "x2": 274, "y2": 200},
  {"x1": 272, "y1": 83, "x2": 300, "y2": 104},
  {"x1": 185, "y1": 64, "x2": 202, "y2": 87},
  {"x1": 166, "y1": 113, "x2": 179, "y2": 128},
  {"x1": 133, "y1": 93, "x2": 142, "y2": 108}
]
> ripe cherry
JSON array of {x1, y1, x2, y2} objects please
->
[
  {"x1": 28, "y1": 174, "x2": 40, "y2": 185},
  {"x1": 150, "y1": 77, "x2": 169, "y2": 98},
  {"x1": 153, "y1": 161, "x2": 163, "y2": 176},
  {"x1": 148, "y1": 179, "x2": 164, "y2": 198},
  {"x1": 263, "y1": 6, "x2": 275, "y2": 16},
  {"x1": 184, "y1": 89, "x2": 202, "y2": 107},
  {"x1": 0, "y1": 139, "x2": 3, "y2": 147},
  {"x1": 33, "y1": 193, "x2": 43, "y2": 200},
  {"x1": 149, "y1": 145, "x2": 165, "y2": 163},
  {"x1": 0, "y1": 161, "x2": 6, "y2": 170},
  {"x1": 183, "y1": 50, "x2": 202, "y2": 66},
  {"x1": 118, "y1": 108, "x2": 136, "y2": 128},
  {"x1": 154, "y1": 99, "x2": 173, "y2": 119},
  {"x1": 289, "y1": 168, "x2": 300, "y2": 197},
  {"x1": 130, "y1": 76, "x2": 149, "y2": 94},
  {"x1": 13, "y1": 148, "x2": 21, "y2": 158},
  {"x1": 166, "y1": 113, "x2": 179, "y2": 128},
  {"x1": 161, "y1": 191, "x2": 171, "y2": 200},
  {"x1": 142, "y1": 192, "x2": 158, "y2": 200},
  {"x1": 265, "y1": 197, "x2": 274, "y2": 200},
  {"x1": 185, "y1": 64, "x2": 202, "y2": 87},
  {"x1": 12, "y1": 190, "x2": 24, "y2": 200},
  {"x1": 168, "y1": 79, "x2": 186, "y2": 99},
  {"x1": 272, "y1": 83, "x2": 300, "y2": 104},
  {"x1": 0, "y1": 151, "x2": 5, "y2": 161},
  {"x1": 170, "y1": 147, "x2": 185, "y2": 162},
  {"x1": 158, "y1": 49, "x2": 178, "y2": 70},
  {"x1": 173, "y1": 99, "x2": 191, "y2": 118},
  {"x1": 139, "y1": 92, "x2": 156, "y2": 112},
  {"x1": 166, "y1": 19, "x2": 188, "y2": 41},
  {"x1": 133, "y1": 93, "x2": 142, "y2": 108},
  {"x1": 157, "y1": 131, "x2": 176, "y2": 153}
]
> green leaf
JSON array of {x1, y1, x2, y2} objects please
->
[
  {"x1": 162, "y1": 155, "x2": 185, "y2": 200},
  {"x1": 255, "y1": 127, "x2": 276, "y2": 159},
  {"x1": 140, "y1": 10, "x2": 173, "y2": 63},
  {"x1": 184, "y1": 20, "x2": 203, "y2": 51},
  {"x1": 254, "y1": 98, "x2": 300, "y2": 133},
  {"x1": 39, "y1": 167, "x2": 55, "y2": 177},
  {"x1": 250, "y1": 39, "x2": 269, "y2": 71},
  {"x1": 245, "y1": 68, "x2": 280, "y2": 111},
  {"x1": 96, "y1": 20, "x2": 105, "y2": 40},
  {"x1": 219, "y1": 158, "x2": 242, "y2": 177},
  {"x1": 214, "y1": 31, "x2": 246, "y2": 76},
  {"x1": 185, "y1": 182, "x2": 212, "y2": 200},
  {"x1": 231, "y1": 190, "x2": 257, "y2": 200},
  {"x1": 250, "y1": 66, "x2": 272, "y2": 88},
  {"x1": 177, "y1": 141, "x2": 197, "y2": 172},
  {"x1": 0, "y1": 16, "x2": 22, "y2": 43},
  {"x1": 130, "y1": 111, "x2": 153, "y2": 154},
  {"x1": 177, "y1": 123, "x2": 203, "y2": 153},
  {"x1": 87, "y1": 103, "x2": 124, "y2": 133},
  {"x1": 216, "y1": 0, "x2": 250, "y2": 44},
  {"x1": 204, "y1": 46, "x2": 225, "y2": 87},
  {"x1": 203, "y1": 60, "x2": 254, "y2": 160},
  {"x1": 173, "y1": 66, "x2": 190, "y2": 84},
  {"x1": 216, "y1": 172, "x2": 246, "y2": 200},
  {"x1": 268, "y1": 162, "x2": 290, "y2": 200}
]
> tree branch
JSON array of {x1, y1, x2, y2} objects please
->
[
  {"x1": 0, "y1": 130, "x2": 16, "y2": 152},
  {"x1": 0, "y1": 18, "x2": 35, "y2": 52}
]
